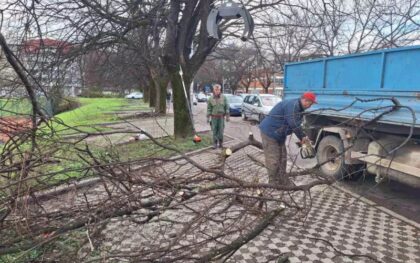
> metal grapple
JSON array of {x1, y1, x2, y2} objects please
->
[{"x1": 206, "y1": 2, "x2": 254, "y2": 41}]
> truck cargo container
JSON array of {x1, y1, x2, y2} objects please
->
[{"x1": 284, "y1": 46, "x2": 420, "y2": 187}]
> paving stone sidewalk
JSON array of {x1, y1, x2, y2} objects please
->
[
  {"x1": 91, "y1": 144, "x2": 419, "y2": 263},
  {"x1": 230, "y1": 185, "x2": 419, "y2": 263}
]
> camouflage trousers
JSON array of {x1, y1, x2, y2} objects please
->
[{"x1": 261, "y1": 132, "x2": 289, "y2": 186}]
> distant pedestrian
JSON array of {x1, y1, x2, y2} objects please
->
[
  {"x1": 166, "y1": 91, "x2": 172, "y2": 110},
  {"x1": 207, "y1": 84, "x2": 229, "y2": 149},
  {"x1": 259, "y1": 92, "x2": 317, "y2": 186}
]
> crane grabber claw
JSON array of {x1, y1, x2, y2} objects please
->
[{"x1": 206, "y1": 1, "x2": 254, "y2": 41}]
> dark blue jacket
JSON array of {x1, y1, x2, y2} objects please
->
[{"x1": 259, "y1": 98, "x2": 305, "y2": 144}]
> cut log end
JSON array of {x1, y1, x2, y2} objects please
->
[{"x1": 223, "y1": 148, "x2": 233, "y2": 157}]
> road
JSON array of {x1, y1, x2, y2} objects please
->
[{"x1": 193, "y1": 102, "x2": 420, "y2": 223}]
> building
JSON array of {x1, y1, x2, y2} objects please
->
[
  {"x1": 239, "y1": 69, "x2": 284, "y2": 97},
  {"x1": 0, "y1": 49, "x2": 24, "y2": 97},
  {"x1": 20, "y1": 38, "x2": 82, "y2": 97}
]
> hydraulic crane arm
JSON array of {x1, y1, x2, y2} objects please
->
[{"x1": 206, "y1": 2, "x2": 254, "y2": 41}]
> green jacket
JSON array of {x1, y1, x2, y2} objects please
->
[{"x1": 207, "y1": 95, "x2": 229, "y2": 116}]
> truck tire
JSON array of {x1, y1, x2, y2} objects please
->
[
  {"x1": 316, "y1": 135, "x2": 348, "y2": 180},
  {"x1": 242, "y1": 111, "x2": 248, "y2": 120}
]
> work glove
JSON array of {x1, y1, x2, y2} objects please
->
[
  {"x1": 301, "y1": 136, "x2": 311, "y2": 145},
  {"x1": 299, "y1": 136, "x2": 315, "y2": 159}
]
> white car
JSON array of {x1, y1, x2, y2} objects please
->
[
  {"x1": 192, "y1": 94, "x2": 198, "y2": 105},
  {"x1": 241, "y1": 94, "x2": 281, "y2": 123},
  {"x1": 125, "y1": 92, "x2": 144, "y2": 99},
  {"x1": 196, "y1": 93, "x2": 207, "y2": 102}
]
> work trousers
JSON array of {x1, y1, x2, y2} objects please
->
[
  {"x1": 261, "y1": 132, "x2": 289, "y2": 186},
  {"x1": 211, "y1": 117, "x2": 225, "y2": 142}
]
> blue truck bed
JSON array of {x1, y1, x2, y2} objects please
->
[{"x1": 284, "y1": 46, "x2": 420, "y2": 129}]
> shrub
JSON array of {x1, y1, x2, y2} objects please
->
[
  {"x1": 55, "y1": 97, "x2": 80, "y2": 114},
  {"x1": 79, "y1": 90, "x2": 122, "y2": 98}
]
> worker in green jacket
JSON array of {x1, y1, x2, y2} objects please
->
[{"x1": 207, "y1": 84, "x2": 229, "y2": 149}]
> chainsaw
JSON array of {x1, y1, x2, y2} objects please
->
[{"x1": 296, "y1": 141, "x2": 316, "y2": 159}]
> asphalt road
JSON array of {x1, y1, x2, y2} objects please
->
[{"x1": 193, "y1": 102, "x2": 420, "y2": 223}]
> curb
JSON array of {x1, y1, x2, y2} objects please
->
[{"x1": 30, "y1": 132, "x2": 221, "y2": 202}]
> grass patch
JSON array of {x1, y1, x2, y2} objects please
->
[
  {"x1": 33, "y1": 133, "x2": 213, "y2": 185},
  {"x1": 0, "y1": 230, "x2": 86, "y2": 263},
  {"x1": 49, "y1": 98, "x2": 149, "y2": 134},
  {"x1": 55, "y1": 98, "x2": 148, "y2": 126},
  {"x1": 0, "y1": 97, "x2": 148, "y2": 123},
  {"x1": 112, "y1": 133, "x2": 213, "y2": 161},
  {"x1": 0, "y1": 98, "x2": 35, "y2": 117}
]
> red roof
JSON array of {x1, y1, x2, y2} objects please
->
[{"x1": 22, "y1": 38, "x2": 72, "y2": 54}]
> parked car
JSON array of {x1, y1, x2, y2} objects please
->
[
  {"x1": 125, "y1": 92, "x2": 143, "y2": 99},
  {"x1": 197, "y1": 93, "x2": 207, "y2": 102},
  {"x1": 224, "y1": 94, "x2": 243, "y2": 116},
  {"x1": 192, "y1": 95, "x2": 198, "y2": 105},
  {"x1": 241, "y1": 94, "x2": 281, "y2": 122}
]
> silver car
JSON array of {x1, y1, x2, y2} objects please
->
[
  {"x1": 125, "y1": 92, "x2": 144, "y2": 99},
  {"x1": 241, "y1": 94, "x2": 281, "y2": 123}
]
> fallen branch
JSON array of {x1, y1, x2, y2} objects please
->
[{"x1": 197, "y1": 208, "x2": 284, "y2": 262}]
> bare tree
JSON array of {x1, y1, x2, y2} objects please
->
[
  {"x1": 0, "y1": 1, "x2": 417, "y2": 262},
  {"x1": 197, "y1": 44, "x2": 258, "y2": 94},
  {"x1": 259, "y1": 0, "x2": 420, "y2": 60}
]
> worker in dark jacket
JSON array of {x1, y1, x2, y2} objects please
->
[{"x1": 259, "y1": 92, "x2": 317, "y2": 186}]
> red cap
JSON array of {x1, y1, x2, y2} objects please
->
[{"x1": 302, "y1": 92, "x2": 317, "y2": 104}]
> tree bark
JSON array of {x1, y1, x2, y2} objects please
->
[
  {"x1": 161, "y1": 0, "x2": 218, "y2": 137},
  {"x1": 143, "y1": 82, "x2": 150, "y2": 103},
  {"x1": 148, "y1": 65, "x2": 169, "y2": 114},
  {"x1": 154, "y1": 76, "x2": 169, "y2": 114},
  {"x1": 170, "y1": 70, "x2": 193, "y2": 138},
  {"x1": 149, "y1": 79, "x2": 156, "y2": 108}
]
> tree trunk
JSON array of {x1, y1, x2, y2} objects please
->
[
  {"x1": 143, "y1": 83, "x2": 150, "y2": 103},
  {"x1": 149, "y1": 80, "x2": 156, "y2": 108},
  {"x1": 154, "y1": 77, "x2": 169, "y2": 114},
  {"x1": 263, "y1": 86, "x2": 269, "y2": 94},
  {"x1": 170, "y1": 71, "x2": 193, "y2": 139}
]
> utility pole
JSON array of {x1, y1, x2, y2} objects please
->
[{"x1": 221, "y1": 58, "x2": 224, "y2": 92}]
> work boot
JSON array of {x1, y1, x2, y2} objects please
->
[
  {"x1": 218, "y1": 139, "x2": 223, "y2": 148},
  {"x1": 213, "y1": 140, "x2": 218, "y2": 149}
]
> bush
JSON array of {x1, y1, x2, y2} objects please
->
[
  {"x1": 55, "y1": 97, "x2": 80, "y2": 114},
  {"x1": 79, "y1": 91, "x2": 122, "y2": 98},
  {"x1": 79, "y1": 87, "x2": 122, "y2": 98}
]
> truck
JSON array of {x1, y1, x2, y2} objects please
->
[{"x1": 284, "y1": 45, "x2": 420, "y2": 188}]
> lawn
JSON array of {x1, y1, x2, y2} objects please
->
[
  {"x1": 1, "y1": 97, "x2": 148, "y2": 124},
  {"x1": 51, "y1": 98, "x2": 149, "y2": 134},
  {"x1": 0, "y1": 98, "x2": 36, "y2": 117},
  {"x1": 32, "y1": 133, "x2": 213, "y2": 186},
  {"x1": 113, "y1": 132, "x2": 213, "y2": 161},
  {"x1": 1, "y1": 97, "x2": 214, "y2": 184},
  {"x1": 55, "y1": 97, "x2": 148, "y2": 126}
]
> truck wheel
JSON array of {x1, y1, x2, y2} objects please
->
[
  {"x1": 316, "y1": 135, "x2": 348, "y2": 180},
  {"x1": 242, "y1": 111, "x2": 248, "y2": 120}
]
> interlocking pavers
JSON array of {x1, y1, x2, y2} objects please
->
[{"x1": 70, "y1": 143, "x2": 419, "y2": 262}]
